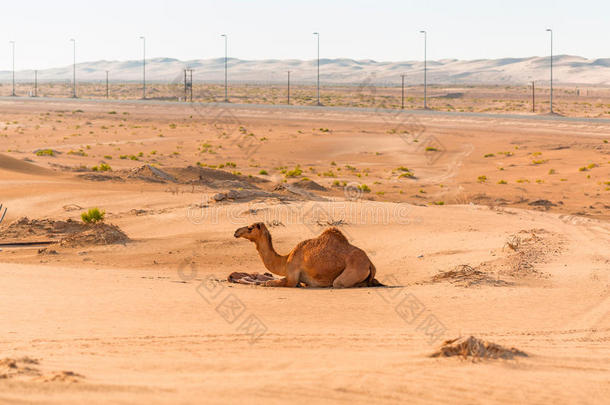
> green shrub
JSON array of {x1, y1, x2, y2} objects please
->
[
  {"x1": 92, "y1": 163, "x2": 112, "y2": 172},
  {"x1": 35, "y1": 149, "x2": 55, "y2": 156},
  {"x1": 81, "y1": 207, "x2": 105, "y2": 223},
  {"x1": 285, "y1": 166, "x2": 303, "y2": 177},
  {"x1": 258, "y1": 169, "x2": 268, "y2": 175},
  {"x1": 358, "y1": 184, "x2": 371, "y2": 193}
]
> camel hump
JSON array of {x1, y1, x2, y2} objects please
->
[{"x1": 321, "y1": 227, "x2": 349, "y2": 243}]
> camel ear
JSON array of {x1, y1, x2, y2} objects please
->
[{"x1": 255, "y1": 223, "x2": 261, "y2": 229}]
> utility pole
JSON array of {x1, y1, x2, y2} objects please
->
[
  {"x1": 313, "y1": 32, "x2": 320, "y2": 105},
  {"x1": 401, "y1": 74, "x2": 406, "y2": 109},
  {"x1": 106, "y1": 71, "x2": 109, "y2": 99},
  {"x1": 287, "y1": 70, "x2": 291, "y2": 105},
  {"x1": 34, "y1": 70, "x2": 38, "y2": 97},
  {"x1": 546, "y1": 28, "x2": 553, "y2": 113},
  {"x1": 9, "y1": 41, "x2": 16, "y2": 96},
  {"x1": 221, "y1": 34, "x2": 228, "y2": 102},
  {"x1": 420, "y1": 30, "x2": 427, "y2": 109},
  {"x1": 532, "y1": 81, "x2": 535, "y2": 113},
  {"x1": 184, "y1": 68, "x2": 193, "y2": 102},
  {"x1": 139, "y1": 36, "x2": 146, "y2": 99},
  {"x1": 70, "y1": 38, "x2": 76, "y2": 98}
]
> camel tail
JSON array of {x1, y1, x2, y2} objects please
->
[{"x1": 366, "y1": 263, "x2": 385, "y2": 287}]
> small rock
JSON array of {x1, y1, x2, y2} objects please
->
[{"x1": 213, "y1": 193, "x2": 227, "y2": 202}]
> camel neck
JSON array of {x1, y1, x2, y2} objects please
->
[{"x1": 254, "y1": 233, "x2": 287, "y2": 276}]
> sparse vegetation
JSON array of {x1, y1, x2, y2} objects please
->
[
  {"x1": 285, "y1": 166, "x2": 303, "y2": 177},
  {"x1": 358, "y1": 184, "x2": 371, "y2": 193},
  {"x1": 92, "y1": 163, "x2": 112, "y2": 172},
  {"x1": 35, "y1": 149, "x2": 55, "y2": 156},
  {"x1": 81, "y1": 207, "x2": 105, "y2": 223}
]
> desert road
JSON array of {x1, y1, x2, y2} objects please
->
[{"x1": 2, "y1": 95, "x2": 610, "y2": 125}]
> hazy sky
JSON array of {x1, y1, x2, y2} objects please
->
[{"x1": 1, "y1": 0, "x2": 608, "y2": 70}]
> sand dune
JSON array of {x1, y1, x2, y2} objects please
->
[{"x1": 2, "y1": 55, "x2": 610, "y2": 85}]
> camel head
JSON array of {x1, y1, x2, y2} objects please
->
[{"x1": 234, "y1": 222, "x2": 269, "y2": 242}]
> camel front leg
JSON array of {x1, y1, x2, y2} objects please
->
[{"x1": 262, "y1": 265, "x2": 300, "y2": 287}]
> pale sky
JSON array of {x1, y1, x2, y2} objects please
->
[{"x1": 1, "y1": 0, "x2": 608, "y2": 71}]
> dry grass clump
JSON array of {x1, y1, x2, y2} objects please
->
[
  {"x1": 0, "y1": 216, "x2": 129, "y2": 247},
  {"x1": 60, "y1": 223, "x2": 129, "y2": 247},
  {"x1": 431, "y1": 265, "x2": 511, "y2": 287},
  {"x1": 0, "y1": 357, "x2": 40, "y2": 379},
  {"x1": 430, "y1": 336, "x2": 528, "y2": 360}
]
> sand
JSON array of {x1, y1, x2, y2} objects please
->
[{"x1": 0, "y1": 98, "x2": 608, "y2": 404}]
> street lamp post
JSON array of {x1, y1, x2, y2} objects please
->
[
  {"x1": 313, "y1": 32, "x2": 320, "y2": 105},
  {"x1": 9, "y1": 41, "x2": 15, "y2": 96},
  {"x1": 287, "y1": 70, "x2": 291, "y2": 105},
  {"x1": 401, "y1": 74, "x2": 406, "y2": 109},
  {"x1": 70, "y1": 38, "x2": 76, "y2": 98},
  {"x1": 140, "y1": 36, "x2": 146, "y2": 99},
  {"x1": 419, "y1": 30, "x2": 427, "y2": 109},
  {"x1": 546, "y1": 28, "x2": 553, "y2": 114},
  {"x1": 221, "y1": 34, "x2": 228, "y2": 102}
]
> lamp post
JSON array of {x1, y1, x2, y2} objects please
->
[
  {"x1": 70, "y1": 38, "x2": 76, "y2": 98},
  {"x1": 139, "y1": 36, "x2": 146, "y2": 99},
  {"x1": 221, "y1": 34, "x2": 228, "y2": 102},
  {"x1": 419, "y1": 30, "x2": 427, "y2": 109},
  {"x1": 546, "y1": 28, "x2": 553, "y2": 114},
  {"x1": 313, "y1": 32, "x2": 320, "y2": 105},
  {"x1": 9, "y1": 41, "x2": 15, "y2": 96},
  {"x1": 287, "y1": 70, "x2": 291, "y2": 105},
  {"x1": 401, "y1": 74, "x2": 406, "y2": 109}
]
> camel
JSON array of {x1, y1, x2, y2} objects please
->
[{"x1": 234, "y1": 222, "x2": 382, "y2": 288}]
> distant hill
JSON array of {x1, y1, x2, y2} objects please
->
[{"x1": 1, "y1": 55, "x2": 610, "y2": 85}]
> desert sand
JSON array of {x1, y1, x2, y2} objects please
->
[{"x1": 0, "y1": 97, "x2": 608, "y2": 404}]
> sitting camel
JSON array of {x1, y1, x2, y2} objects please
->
[{"x1": 234, "y1": 222, "x2": 382, "y2": 288}]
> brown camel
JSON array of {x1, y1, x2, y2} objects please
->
[{"x1": 234, "y1": 222, "x2": 382, "y2": 288}]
